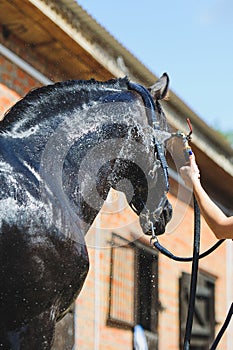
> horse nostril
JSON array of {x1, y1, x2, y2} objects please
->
[{"x1": 155, "y1": 222, "x2": 166, "y2": 235}]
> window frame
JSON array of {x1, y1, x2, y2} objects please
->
[
  {"x1": 134, "y1": 240, "x2": 159, "y2": 333},
  {"x1": 179, "y1": 270, "x2": 216, "y2": 349},
  {"x1": 107, "y1": 233, "x2": 135, "y2": 330},
  {"x1": 107, "y1": 233, "x2": 159, "y2": 337}
]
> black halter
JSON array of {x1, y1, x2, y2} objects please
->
[{"x1": 128, "y1": 81, "x2": 169, "y2": 193}]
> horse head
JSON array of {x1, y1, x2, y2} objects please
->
[{"x1": 49, "y1": 74, "x2": 172, "y2": 237}]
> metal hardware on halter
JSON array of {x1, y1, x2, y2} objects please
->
[{"x1": 150, "y1": 222, "x2": 157, "y2": 244}]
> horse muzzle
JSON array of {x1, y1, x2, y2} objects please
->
[{"x1": 139, "y1": 198, "x2": 172, "y2": 235}]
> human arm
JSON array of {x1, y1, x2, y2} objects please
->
[{"x1": 180, "y1": 154, "x2": 233, "y2": 240}]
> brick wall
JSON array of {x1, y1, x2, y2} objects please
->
[
  {"x1": 0, "y1": 83, "x2": 19, "y2": 120},
  {"x1": 0, "y1": 54, "x2": 41, "y2": 97},
  {"x1": 0, "y1": 52, "x2": 42, "y2": 121}
]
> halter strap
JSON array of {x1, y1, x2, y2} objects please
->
[{"x1": 128, "y1": 81, "x2": 169, "y2": 192}]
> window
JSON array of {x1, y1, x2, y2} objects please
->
[
  {"x1": 108, "y1": 234, "x2": 135, "y2": 328},
  {"x1": 179, "y1": 271, "x2": 216, "y2": 349},
  {"x1": 108, "y1": 234, "x2": 159, "y2": 349},
  {"x1": 135, "y1": 242, "x2": 159, "y2": 333}
]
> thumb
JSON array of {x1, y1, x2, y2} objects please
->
[
  {"x1": 190, "y1": 153, "x2": 200, "y2": 175},
  {"x1": 189, "y1": 153, "x2": 197, "y2": 166}
]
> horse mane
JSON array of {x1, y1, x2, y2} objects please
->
[{"x1": 0, "y1": 77, "x2": 130, "y2": 130}]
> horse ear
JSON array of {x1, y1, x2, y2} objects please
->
[{"x1": 148, "y1": 73, "x2": 169, "y2": 100}]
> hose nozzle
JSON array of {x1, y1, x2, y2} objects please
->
[
  {"x1": 170, "y1": 118, "x2": 193, "y2": 162},
  {"x1": 183, "y1": 118, "x2": 193, "y2": 161}
]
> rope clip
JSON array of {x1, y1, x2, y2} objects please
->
[{"x1": 150, "y1": 222, "x2": 158, "y2": 246}]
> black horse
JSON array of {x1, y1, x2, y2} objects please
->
[{"x1": 0, "y1": 74, "x2": 172, "y2": 349}]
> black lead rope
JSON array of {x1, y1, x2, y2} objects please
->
[
  {"x1": 210, "y1": 302, "x2": 233, "y2": 350},
  {"x1": 150, "y1": 195, "x2": 200, "y2": 349},
  {"x1": 183, "y1": 195, "x2": 200, "y2": 350},
  {"x1": 153, "y1": 233, "x2": 225, "y2": 262}
]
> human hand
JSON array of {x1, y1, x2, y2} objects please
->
[{"x1": 180, "y1": 153, "x2": 200, "y2": 187}]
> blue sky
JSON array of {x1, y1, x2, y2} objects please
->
[{"x1": 77, "y1": 0, "x2": 233, "y2": 132}]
